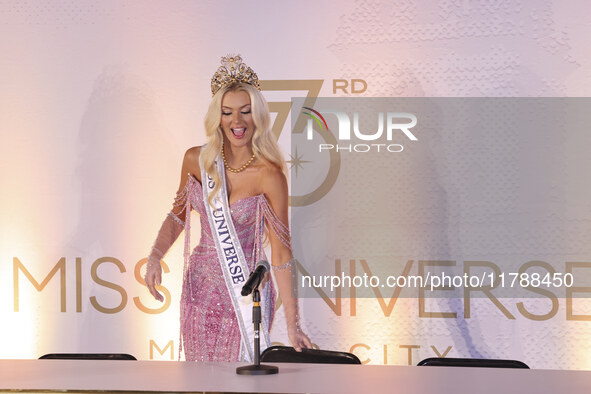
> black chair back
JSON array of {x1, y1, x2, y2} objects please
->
[
  {"x1": 418, "y1": 357, "x2": 529, "y2": 369},
  {"x1": 260, "y1": 346, "x2": 361, "y2": 364},
  {"x1": 40, "y1": 353, "x2": 137, "y2": 360}
]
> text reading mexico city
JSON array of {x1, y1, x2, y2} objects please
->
[{"x1": 303, "y1": 106, "x2": 418, "y2": 152}]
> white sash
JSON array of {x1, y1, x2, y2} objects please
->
[{"x1": 200, "y1": 155, "x2": 271, "y2": 362}]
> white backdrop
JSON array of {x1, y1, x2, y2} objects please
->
[{"x1": 1, "y1": 0, "x2": 591, "y2": 369}]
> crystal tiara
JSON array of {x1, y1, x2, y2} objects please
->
[{"x1": 210, "y1": 54, "x2": 260, "y2": 96}]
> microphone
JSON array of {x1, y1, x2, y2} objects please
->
[{"x1": 241, "y1": 260, "x2": 270, "y2": 296}]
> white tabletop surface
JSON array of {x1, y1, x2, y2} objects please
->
[{"x1": 1, "y1": 359, "x2": 591, "y2": 393}]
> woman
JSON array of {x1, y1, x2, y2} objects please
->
[{"x1": 144, "y1": 55, "x2": 312, "y2": 361}]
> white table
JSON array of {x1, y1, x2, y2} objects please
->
[{"x1": 1, "y1": 359, "x2": 591, "y2": 393}]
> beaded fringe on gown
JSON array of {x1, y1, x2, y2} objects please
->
[{"x1": 168, "y1": 175, "x2": 290, "y2": 361}]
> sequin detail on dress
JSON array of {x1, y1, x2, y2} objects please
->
[{"x1": 176, "y1": 176, "x2": 289, "y2": 361}]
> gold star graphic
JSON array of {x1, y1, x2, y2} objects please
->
[{"x1": 287, "y1": 146, "x2": 311, "y2": 178}]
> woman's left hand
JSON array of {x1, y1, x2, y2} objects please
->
[{"x1": 288, "y1": 325, "x2": 313, "y2": 352}]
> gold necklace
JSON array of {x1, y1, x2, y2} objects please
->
[{"x1": 221, "y1": 146, "x2": 256, "y2": 173}]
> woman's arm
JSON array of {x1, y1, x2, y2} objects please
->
[
  {"x1": 145, "y1": 147, "x2": 201, "y2": 301},
  {"x1": 262, "y1": 167, "x2": 312, "y2": 351}
]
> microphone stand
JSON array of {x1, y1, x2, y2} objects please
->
[{"x1": 236, "y1": 289, "x2": 278, "y2": 375}]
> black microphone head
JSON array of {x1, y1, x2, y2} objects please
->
[
  {"x1": 241, "y1": 260, "x2": 271, "y2": 296},
  {"x1": 255, "y1": 260, "x2": 270, "y2": 272}
]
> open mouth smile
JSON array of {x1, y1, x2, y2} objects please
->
[{"x1": 231, "y1": 127, "x2": 247, "y2": 139}]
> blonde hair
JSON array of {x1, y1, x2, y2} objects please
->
[{"x1": 201, "y1": 83, "x2": 285, "y2": 207}]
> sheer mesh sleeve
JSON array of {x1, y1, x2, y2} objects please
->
[{"x1": 147, "y1": 183, "x2": 191, "y2": 266}]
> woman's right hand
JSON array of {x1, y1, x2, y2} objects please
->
[{"x1": 145, "y1": 260, "x2": 164, "y2": 302}]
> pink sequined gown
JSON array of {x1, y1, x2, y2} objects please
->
[{"x1": 179, "y1": 176, "x2": 277, "y2": 361}]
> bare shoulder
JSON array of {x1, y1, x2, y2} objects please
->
[
  {"x1": 183, "y1": 146, "x2": 202, "y2": 181},
  {"x1": 185, "y1": 146, "x2": 201, "y2": 164},
  {"x1": 259, "y1": 164, "x2": 289, "y2": 224},
  {"x1": 260, "y1": 164, "x2": 288, "y2": 200}
]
